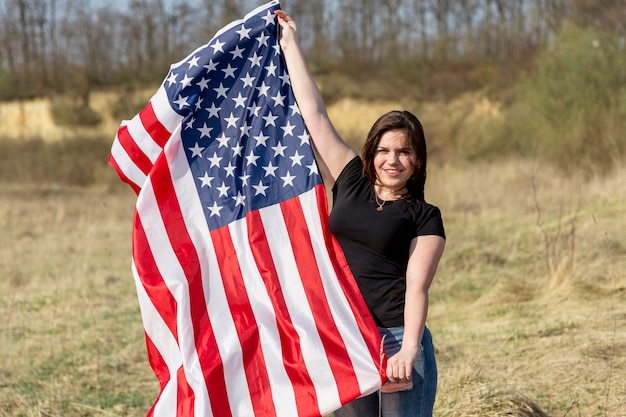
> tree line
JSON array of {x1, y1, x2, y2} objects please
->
[{"x1": 0, "y1": 0, "x2": 624, "y2": 101}]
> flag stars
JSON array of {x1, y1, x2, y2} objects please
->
[
  {"x1": 271, "y1": 92, "x2": 286, "y2": 107},
  {"x1": 204, "y1": 59, "x2": 218, "y2": 72},
  {"x1": 222, "y1": 63, "x2": 237, "y2": 78},
  {"x1": 230, "y1": 45, "x2": 245, "y2": 60},
  {"x1": 261, "y1": 10, "x2": 275, "y2": 26},
  {"x1": 189, "y1": 142, "x2": 205, "y2": 158},
  {"x1": 254, "y1": 132, "x2": 269, "y2": 147},
  {"x1": 239, "y1": 174, "x2": 251, "y2": 186},
  {"x1": 298, "y1": 131, "x2": 310, "y2": 145},
  {"x1": 185, "y1": 117, "x2": 196, "y2": 130},
  {"x1": 281, "y1": 171, "x2": 296, "y2": 187},
  {"x1": 224, "y1": 162, "x2": 236, "y2": 177},
  {"x1": 197, "y1": 77, "x2": 210, "y2": 90},
  {"x1": 240, "y1": 122, "x2": 252, "y2": 137},
  {"x1": 208, "y1": 202, "x2": 223, "y2": 217},
  {"x1": 214, "y1": 83, "x2": 229, "y2": 98},
  {"x1": 198, "y1": 172, "x2": 214, "y2": 187},
  {"x1": 206, "y1": 103, "x2": 221, "y2": 118},
  {"x1": 265, "y1": 61, "x2": 277, "y2": 76},
  {"x1": 197, "y1": 123, "x2": 213, "y2": 139},
  {"x1": 232, "y1": 92, "x2": 247, "y2": 108},
  {"x1": 174, "y1": 95, "x2": 189, "y2": 109},
  {"x1": 217, "y1": 182, "x2": 230, "y2": 197},
  {"x1": 216, "y1": 132, "x2": 230, "y2": 148},
  {"x1": 256, "y1": 32, "x2": 269, "y2": 47},
  {"x1": 232, "y1": 192, "x2": 246, "y2": 207},
  {"x1": 166, "y1": 72, "x2": 178, "y2": 87},
  {"x1": 236, "y1": 24, "x2": 251, "y2": 40},
  {"x1": 246, "y1": 150, "x2": 260, "y2": 166},
  {"x1": 272, "y1": 142, "x2": 287, "y2": 157},
  {"x1": 248, "y1": 52, "x2": 263, "y2": 67},
  {"x1": 307, "y1": 162, "x2": 319, "y2": 176},
  {"x1": 232, "y1": 143, "x2": 244, "y2": 157},
  {"x1": 207, "y1": 152, "x2": 222, "y2": 168},
  {"x1": 263, "y1": 162, "x2": 278, "y2": 177},
  {"x1": 187, "y1": 55, "x2": 200, "y2": 68},
  {"x1": 290, "y1": 150, "x2": 305, "y2": 166},
  {"x1": 262, "y1": 111, "x2": 278, "y2": 127},
  {"x1": 180, "y1": 74, "x2": 194, "y2": 89},
  {"x1": 256, "y1": 81, "x2": 270, "y2": 96},
  {"x1": 241, "y1": 72, "x2": 256, "y2": 88},
  {"x1": 281, "y1": 120, "x2": 296, "y2": 137},
  {"x1": 210, "y1": 39, "x2": 225, "y2": 54},
  {"x1": 253, "y1": 180, "x2": 269, "y2": 196},
  {"x1": 224, "y1": 112, "x2": 239, "y2": 129}
]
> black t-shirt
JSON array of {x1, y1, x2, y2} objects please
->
[{"x1": 328, "y1": 156, "x2": 445, "y2": 327}]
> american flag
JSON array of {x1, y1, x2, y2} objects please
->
[{"x1": 109, "y1": 1, "x2": 384, "y2": 416}]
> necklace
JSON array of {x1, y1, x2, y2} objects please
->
[{"x1": 375, "y1": 193, "x2": 385, "y2": 211}]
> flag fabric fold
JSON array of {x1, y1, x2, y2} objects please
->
[{"x1": 109, "y1": 1, "x2": 384, "y2": 416}]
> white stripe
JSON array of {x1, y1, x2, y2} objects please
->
[
  {"x1": 258, "y1": 202, "x2": 341, "y2": 407},
  {"x1": 229, "y1": 218, "x2": 299, "y2": 416},
  {"x1": 126, "y1": 114, "x2": 163, "y2": 163},
  {"x1": 131, "y1": 260, "x2": 181, "y2": 417},
  {"x1": 151, "y1": 86, "x2": 186, "y2": 134},
  {"x1": 165, "y1": 136, "x2": 255, "y2": 416},
  {"x1": 110, "y1": 137, "x2": 146, "y2": 189},
  {"x1": 300, "y1": 189, "x2": 382, "y2": 401},
  {"x1": 135, "y1": 176, "x2": 213, "y2": 417}
]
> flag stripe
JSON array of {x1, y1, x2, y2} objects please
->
[
  {"x1": 109, "y1": 139, "x2": 145, "y2": 194},
  {"x1": 212, "y1": 224, "x2": 278, "y2": 417},
  {"x1": 133, "y1": 215, "x2": 179, "y2": 341},
  {"x1": 279, "y1": 195, "x2": 361, "y2": 405},
  {"x1": 246, "y1": 209, "x2": 320, "y2": 416},
  {"x1": 131, "y1": 261, "x2": 183, "y2": 417},
  {"x1": 140, "y1": 101, "x2": 172, "y2": 148},
  {"x1": 258, "y1": 198, "x2": 341, "y2": 409},
  {"x1": 117, "y1": 124, "x2": 154, "y2": 175},
  {"x1": 149, "y1": 157, "x2": 230, "y2": 417}
]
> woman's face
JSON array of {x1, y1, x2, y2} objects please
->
[{"x1": 373, "y1": 129, "x2": 417, "y2": 193}]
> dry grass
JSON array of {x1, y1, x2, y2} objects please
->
[{"x1": 0, "y1": 96, "x2": 625, "y2": 416}]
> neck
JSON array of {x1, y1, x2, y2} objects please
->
[{"x1": 374, "y1": 185, "x2": 407, "y2": 200}]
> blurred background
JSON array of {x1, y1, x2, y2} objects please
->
[{"x1": 1, "y1": 1, "x2": 625, "y2": 416}]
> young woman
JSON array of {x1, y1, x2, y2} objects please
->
[{"x1": 276, "y1": 11, "x2": 446, "y2": 417}]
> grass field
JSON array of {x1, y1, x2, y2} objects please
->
[{"x1": 1, "y1": 96, "x2": 625, "y2": 416}]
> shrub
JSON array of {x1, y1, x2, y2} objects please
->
[{"x1": 507, "y1": 25, "x2": 626, "y2": 174}]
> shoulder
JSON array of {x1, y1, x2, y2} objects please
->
[
  {"x1": 332, "y1": 155, "x2": 363, "y2": 190},
  {"x1": 412, "y1": 201, "x2": 446, "y2": 239}
]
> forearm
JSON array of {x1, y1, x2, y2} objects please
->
[{"x1": 401, "y1": 286, "x2": 428, "y2": 351}]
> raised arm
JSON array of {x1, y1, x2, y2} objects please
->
[{"x1": 275, "y1": 10, "x2": 356, "y2": 185}]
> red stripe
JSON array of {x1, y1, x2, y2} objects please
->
[
  {"x1": 177, "y1": 366, "x2": 195, "y2": 417},
  {"x1": 280, "y1": 194, "x2": 361, "y2": 405},
  {"x1": 246, "y1": 210, "x2": 320, "y2": 415},
  {"x1": 108, "y1": 153, "x2": 141, "y2": 195},
  {"x1": 144, "y1": 332, "x2": 170, "y2": 417},
  {"x1": 211, "y1": 224, "x2": 278, "y2": 417},
  {"x1": 150, "y1": 160, "x2": 232, "y2": 417},
  {"x1": 314, "y1": 185, "x2": 383, "y2": 375},
  {"x1": 117, "y1": 124, "x2": 154, "y2": 175},
  {"x1": 133, "y1": 215, "x2": 179, "y2": 341},
  {"x1": 140, "y1": 102, "x2": 171, "y2": 148}
]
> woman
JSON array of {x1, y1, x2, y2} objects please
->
[{"x1": 276, "y1": 10, "x2": 446, "y2": 417}]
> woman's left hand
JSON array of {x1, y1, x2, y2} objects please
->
[{"x1": 386, "y1": 345, "x2": 419, "y2": 383}]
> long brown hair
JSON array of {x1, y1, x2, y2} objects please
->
[{"x1": 361, "y1": 110, "x2": 428, "y2": 201}]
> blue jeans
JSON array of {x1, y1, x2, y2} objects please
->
[{"x1": 333, "y1": 326, "x2": 437, "y2": 417}]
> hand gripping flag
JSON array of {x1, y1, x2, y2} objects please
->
[{"x1": 109, "y1": 1, "x2": 384, "y2": 416}]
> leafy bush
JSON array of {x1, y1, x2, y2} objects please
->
[
  {"x1": 507, "y1": 25, "x2": 626, "y2": 174},
  {"x1": 50, "y1": 95, "x2": 103, "y2": 127}
]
